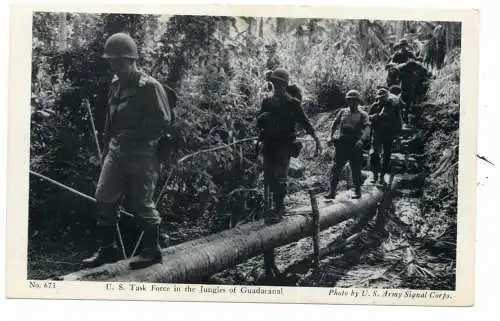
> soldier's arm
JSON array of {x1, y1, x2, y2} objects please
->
[
  {"x1": 359, "y1": 112, "x2": 371, "y2": 143},
  {"x1": 140, "y1": 81, "x2": 171, "y2": 141},
  {"x1": 101, "y1": 85, "x2": 117, "y2": 158},
  {"x1": 294, "y1": 102, "x2": 317, "y2": 139},
  {"x1": 394, "y1": 100, "x2": 403, "y2": 134},
  {"x1": 330, "y1": 109, "x2": 342, "y2": 139},
  {"x1": 368, "y1": 103, "x2": 379, "y2": 121}
]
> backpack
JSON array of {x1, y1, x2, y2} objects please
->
[{"x1": 257, "y1": 84, "x2": 304, "y2": 157}]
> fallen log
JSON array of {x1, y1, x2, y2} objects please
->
[{"x1": 57, "y1": 174, "x2": 404, "y2": 284}]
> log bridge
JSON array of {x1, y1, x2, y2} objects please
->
[{"x1": 57, "y1": 173, "x2": 415, "y2": 284}]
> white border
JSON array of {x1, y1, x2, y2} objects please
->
[{"x1": 3, "y1": 0, "x2": 484, "y2": 315}]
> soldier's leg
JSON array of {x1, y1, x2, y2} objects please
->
[
  {"x1": 370, "y1": 136, "x2": 382, "y2": 183},
  {"x1": 125, "y1": 154, "x2": 163, "y2": 269},
  {"x1": 272, "y1": 146, "x2": 291, "y2": 220},
  {"x1": 381, "y1": 137, "x2": 394, "y2": 181},
  {"x1": 325, "y1": 146, "x2": 348, "y2": 199},
  {"x1": 83, "y1": 152, "x2": 124, "y2": 267},
  {"x1": 349, "y1": 146, "x2": 363, "y2": 199}
]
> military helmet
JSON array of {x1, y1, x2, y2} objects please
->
[
  {"x1": 396, "y1": 38, "x2": 409, "y2": 48},
  {"x1": 102, "y1": 32, "x2": 139, "y2": 59},
  {"x1": 270, "y1": 68, "x2": 290, "y2": 84},
  {"x1": 386, "y1": 62, "x2": 398, "y2": 71},
  {"x1": 345, "y1": 89, "x2": 362, "y2": 101},
  {"x1": 376, "y1": 88, "x2": 389, "y2": 99}
]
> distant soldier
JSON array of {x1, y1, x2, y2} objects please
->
[
  {"x1": 369, "y1": 88, "x2": 403, "y2": 185},
  {"x1": 388, "y1": 38, "x2": 417, "y2": 64},
  {"x1": 389, "y1": 84, "x2": 408, "y2": 123},
  {"x1": 385, "y1": 63, "x2": 400, "y2": 88},
  {"x1": 325, "y1": 90, "x2": 370, "y2": 200},
  {"x1": 257, "y1": 68, "x2": 321, "y2": 223},
  {"x1": 83, "y1": 33, "x2": 171, "y2": 269}
]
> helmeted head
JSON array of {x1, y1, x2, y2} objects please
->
[
  {"x1": 386, "y1": 62, "x2": 398, "y2": 72},
  {"x1": 375, "y1": 88, "x2": 389, "y2": 102},
  {"x1": 102, "y1": 32, "x2": 139, "y2": 78},
  {"x1": 395, "y1": 38, "x2": 410, "y2": 51},
  {"x1": 270, "y1": 68, "x2": 290, "y2": 92},
  {"x1": 345, "y1": 89, "x2": 362, "y2": 107}
]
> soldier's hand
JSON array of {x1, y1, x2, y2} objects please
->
[{"x1": 355, "y1": 140, "x2": 364, "y2": 149}]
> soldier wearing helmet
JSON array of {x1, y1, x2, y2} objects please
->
[
  {"x1": 389, "y1": 38, "x2": 417, "y2": 65},
  {"x1": 325, "y1": 89, "x2": 370, "y2": 200},
  {"x1": 83, "y1": 32, "x2": 171, "y2": 270},
  {"x1": 368, "y1": 88, "x2": 403, "y2": 185},
  {"x1": 256, "y1": 68, "x2": 321, "y2": 224}
]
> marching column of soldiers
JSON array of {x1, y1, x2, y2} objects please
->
[
  {"x1": 83, "y1": 33, "x2": 429, "y2": 269},
  {"x1": 256, "y1": 37, "x2": 429, "y2": 224}
]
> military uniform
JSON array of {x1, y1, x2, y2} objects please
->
[
  {"x1": 83, "y1": 33, "x2": 171, "y2": 269},
  {"x1": 258, "y1": 93, "x2": 316, "y2": 220},
  {"x1": 96, "y1": 71, "x2": 170, "y2": 226},
  {"x1": 257, "y1": 68, "x2": 319, "y2": 223},
  {"x1": 369, "y1": 89, "x2": 403, "y2": 183},
  {"x1": 389, "y1": 39, "x2": 417, "y2": 64},
  {"x1": 326, "y1": 90, "x2": 370, "y2": 199}
]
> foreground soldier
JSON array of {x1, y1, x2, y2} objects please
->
[
  {"x1": 83, "y1": 33, "x2": 171, "y2": 269},
  {"x1": 325, "y1": 90, "x2": 370, "y2": 200},
  {"x1": 257, "y1": 68, "x2": 321, "y2": 223},
  {"x1": 369, "y1": 88, "x2": 403, "y2": 185}
]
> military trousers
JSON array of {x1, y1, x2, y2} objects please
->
[
  {"x1": 263, "y1": 141, "x2": 291, "y2": 212},
  {"x1": 330, "y1": 142, "x2": 363, "y2": 192},
  {"x1": 95, "y1": 150, "x2": 162, "y2": 226},
  {"x1": 370, "y1": 134, "x2": 395, "y2": 175}
]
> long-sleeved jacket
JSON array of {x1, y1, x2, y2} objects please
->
[{"x1": 103, "y1": 71, "x2": 171, "y2": 155}]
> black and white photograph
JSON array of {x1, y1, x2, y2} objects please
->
[{"x1": 5, "y1": 4, "x2": 477, "y2": 305}]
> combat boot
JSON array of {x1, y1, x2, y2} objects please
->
[
  {"x1": 129, "y1": 224, "x2": 163, "y2": 270},
  {"x1": 324, "y1": 176, "x2": 339, "y2": 199},
  {"x1": 265, "y1": 208, "x2": 284, "y2": 224},
  {"x1": 82, "y1": 225, "x2": 120, "y2": 268},
  {"x1": 324, "y1": 191, "x2": 336, "y2": 199}
]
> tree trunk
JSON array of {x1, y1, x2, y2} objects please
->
[
  {"x1": 276, "y1": 17, "x2": 286, "y2": 35},
  {"x1": 258, "y1": 17, "x2": 264, "y2": 37},
  {"x1": 58, "y1": 175, "x2": 404, "y2": 283},
  {"x1": 57, "y1": 12, "x2": 67, "y2": 51}
]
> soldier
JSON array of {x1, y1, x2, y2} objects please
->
[
  {"x1": 369, "y1": 88, "x2": 403, "y2": 185},
  {"x1": 388, "y1": 38, "x2": 417, "y2": 64},
  {"x1": 83, "y1": 33, "x2": 171, "y2": 269},
  {"x1": 257, "y1": 68, "x2": 321, "y2": 223},
  {"x1": 325, "y1": 90, "x2": 370, "y2": 200},
  {"x1": 385, "y1": 63, "x2": 400, "y2": 88},
  {"x1": 389, "y1": 84, "x2": 408, "y2": 123}
]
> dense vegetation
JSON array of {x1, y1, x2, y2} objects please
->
[{"x1": 29, "y1": 13, "x2": 460, "y2": 283}]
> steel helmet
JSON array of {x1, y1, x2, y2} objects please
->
[
  {"x1": 345, "y1": 89, "x2": 362, "y2": 101},
  {"x1": 375, "y1": 88, "x2": 389, "y2": 99},
  {"x1": 270, "y1": 68, "x2": 290, "y2": 84},
  {"x1": 102, "y1": 32, "x2": 139, "y2": 59},
  {"x1": 396, "y1": 38, "x2": 409, "y2": 48}
]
